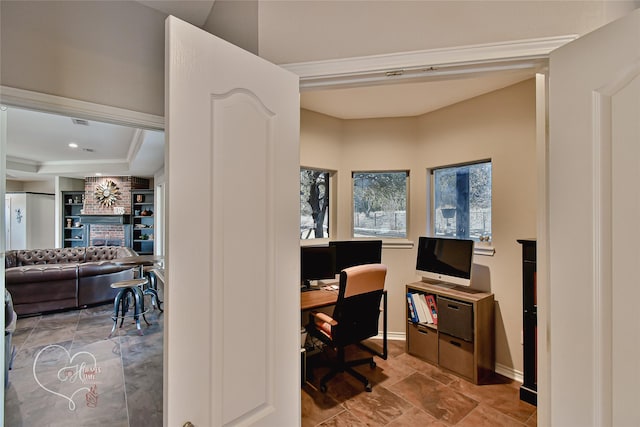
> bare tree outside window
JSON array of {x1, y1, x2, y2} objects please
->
[
  {"x1": 433, "y1": 161, "x2": 491, "y2": 241},
  {"x1": 300, "y1": 168, "x2": 329, "y2": 239},
  {"x1": 353, "y1": 171, "x2": 407, "y2": 238}
]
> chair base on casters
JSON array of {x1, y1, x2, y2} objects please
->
[{"x1": 319, "y1": 347, "x2": 376, "y2": 393}]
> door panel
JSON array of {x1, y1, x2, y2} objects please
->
[
  {"x1": 165, "y1": 16, "x2": 300, "y2": 426},
  {"x1": 549, "y1": 9, "x2": 639, "y2": 426}
]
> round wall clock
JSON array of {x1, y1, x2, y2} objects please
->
[{"x1": 94, "y1": 180, "x2": 121, "y2": 207}]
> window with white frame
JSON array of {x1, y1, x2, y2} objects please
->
[
  {"x1": 300, "y1": 168, "x2": 330, "y2": 239},
  {"x1": 352, "y1": 171, "x2": 408, "y2": 238},
  {"x1": 431, "y1": 161, "x2": 492, "y2": 242}
]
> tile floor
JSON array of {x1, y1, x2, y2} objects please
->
[
  {"x1": 302, "y1": 339, "x2": 537, "y2": 426},
  {"x1": 4, "y1": 299, "x2": 163, "y2": 427},
  {"x1": 6, "y1": 306, "x2": 535, "y2": 427}
]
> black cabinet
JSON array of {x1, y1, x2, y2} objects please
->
[{"x1": 518, "y1": 239, "x2": 537, "y2": 405}]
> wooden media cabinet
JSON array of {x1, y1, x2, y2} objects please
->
[{"x1": 406, "y1": 281, "x2": 494, "y2": 384}]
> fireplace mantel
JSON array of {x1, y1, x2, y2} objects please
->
[{"x1": 78, "y1": 214, "x2": 131, "y2": 225}]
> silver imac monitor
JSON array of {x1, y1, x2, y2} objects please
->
[{"x1": 415, "y1": 236, "x2": 474, "y2": 287}]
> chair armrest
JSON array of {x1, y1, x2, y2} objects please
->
[{"x1": 309, "y1": 311, "x2": 337, "y2": 326}]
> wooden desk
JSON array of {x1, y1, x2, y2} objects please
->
[{"x1": 300, "y1": 289, "x2": 338, "y2": 311}]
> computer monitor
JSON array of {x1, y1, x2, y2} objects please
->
[
  {"x1": 415, "y1": 236, "x2": 474, "y2": 287},
  {"x1": 329, "y1": 240, "x2": 382, "y2": 273},
  {"x1": 300, "y1": 245, "x2": 336, "y2": 290}
]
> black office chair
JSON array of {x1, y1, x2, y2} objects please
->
[{"x1": 306, "y1": 263, "x2": 387, "y2": 392}]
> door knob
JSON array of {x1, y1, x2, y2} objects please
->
[{"x1": 183, "y1": 423, "x2": 194, "y2": 427}]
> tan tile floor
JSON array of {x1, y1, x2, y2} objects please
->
[
  {"x1": 302, "y1": 339, "x2": 537, "y2": 427},
  {"x1": 6, "y1": 306, "x2": 534, "y2": 427}
]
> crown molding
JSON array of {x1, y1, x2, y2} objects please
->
[
  {"x1": 282, "y1": 35, "x2": 577, "y2": 90},
  {"x1": 0, "y1": 86, "x2": 164, "y2": 130}
]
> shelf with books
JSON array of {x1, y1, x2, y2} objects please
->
[{"x1": 406, "y1": 291, "x2": 438, "y2": 326}]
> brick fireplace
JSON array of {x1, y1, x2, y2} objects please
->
[{"x1": 81, "y1": 176, "x2": 149, "y2": 246}]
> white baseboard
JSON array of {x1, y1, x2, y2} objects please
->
[
  {"x1": 375, "y1": 331, "x2": 406, "y2": 341},
  {"x1": 495, "y1": 363, "x2": 523, "y2": 383}
]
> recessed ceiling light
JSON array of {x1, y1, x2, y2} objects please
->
[
  {"x1": 95, "y1": 173, "x2": 102, "y2": 176},
  {"x1": 68, "y1": 142, "x2": 78, "y2": 148}
]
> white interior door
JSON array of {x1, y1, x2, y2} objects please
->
[
  {"x1": 165, "y1": 16, "x2": 300, "y2": 426},
  {"x1": 548, "y1": 9, "x2": 639, "y2": 426}
]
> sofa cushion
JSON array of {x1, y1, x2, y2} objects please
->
[
  {"x1": 14, "y1": 248, "x2": 86, "y2": 266},
  {"x1": 6, "y1": 264, "x2": 78, "y2": 284},
  {"x1": 84, "y1": 246, "x2": 137, "y2": 262},
  {"x1": 77, "y1": 261, "x2": 134, "y2": 277},
  {"x1": 5, "y1": 264, "x2": 78, "y2": 314}
]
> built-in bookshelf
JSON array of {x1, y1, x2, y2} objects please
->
[
  {"x1": 131, "y1": 190, "x2": 154, "y2": 254},
  {"x1": 62, "y1": 191, "x2": 87, "y2": 247}
]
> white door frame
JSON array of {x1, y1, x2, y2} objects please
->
[{"x1": 0, "y1": 33, "x2": 571, "y2": 425}]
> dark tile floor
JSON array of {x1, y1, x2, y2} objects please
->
[
  {"x1": 4, "y1": 299, "x2": 163, "y2": 427},
  {"x1": 302, "y1": 339, "x2": 537, "y2": 427},
  {"x1": 6, "y1": 304, "x2": 535, "y2": 427}
]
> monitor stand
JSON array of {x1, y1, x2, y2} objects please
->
[
  {"x1": 423, "y1": 280, "x2": 457, "y2": 290},
  {"x1": 300, "y1": 280, "x2": 320, "y2": 292}
]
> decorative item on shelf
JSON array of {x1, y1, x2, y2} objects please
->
[
  {"x1": 66, "y1": 218, "x2": 73, "y2": 228},
  {"x1": 74, "y1": 195, "x2": 81, "y2": 204},
  {"x1": 74, "y1": 222, "x2": 81, "y2": 228},
  {"x1": 134, "y1": 210, "x2": 141, "y2": 216},
  {"x1": 136, "y1": 194, "x2": 144, "y2": 203},
  {"x1": 94, "y1": 180, "x2": 121, "y2": 207},
  {"x1": 140, "y1": 209, "x2": 153, "y2": 216},
  {"x1": 149, "y1": 234, "x2": 154, "y2": 240}
]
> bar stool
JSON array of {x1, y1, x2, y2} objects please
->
[
  {"x1": 142, "y1": 265, "x2": 163, "y2": 312},
  {"x1": 108, "y1": 278, "x2": 150, "y2": 337}
]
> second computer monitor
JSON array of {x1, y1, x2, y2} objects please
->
[
  {"x1": 300, "y1": 245, "x2": 336, "y2": 289},
  {"x1": 329, "y1": 240, "x2": 383, "y2": 273}
]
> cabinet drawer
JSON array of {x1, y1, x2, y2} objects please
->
[
  {"x1": 439, "y1": 333, "x2": 474, "y2": 380},
  {"x1": 407, "y1": 322, "x2": 438, "y2": 364},
  {"x1": 437, "y1": 296, "x2": 473, "y2": 342}
]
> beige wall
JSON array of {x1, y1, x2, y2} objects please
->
[
  {"x1": 203, "y1": 0, "x2": 259, "y2": 55},
  {"x1": 259, "y1": 1, "x2": 637, "y2": 64},
  {"x1": 0, "y1": 1, "x2": 166, "y2": 116},
  {"x1": 5, "y1": 180, "x2": 55, "y2": 193},
  {"x1": 300, "y1": 79, "x2": 536, "y2": 374},
  {"x1": 5, "y1": 180, "x2": 24, "y2": 192},
  {"x1": 2, "y1": 1, "x2": 634, "y2": 117}
]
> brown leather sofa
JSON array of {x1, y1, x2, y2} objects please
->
[{"x1": 5, "y1": 246, "x2": 138, "y2": 316}]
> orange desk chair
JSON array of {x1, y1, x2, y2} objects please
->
[{"x1": 306, "y1": 263, "x2": 388, "y2": 392}]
